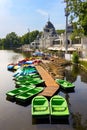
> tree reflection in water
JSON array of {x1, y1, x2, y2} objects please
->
[
  {"x1": 64, "y1": 64, "x2": 87, "y2": 129},
  {"x1": 65, "y1": 65, "x2": 79, "y2": 83},
  {"x1": 65, "y1": 64, "x2": 87, "y2": 84},
  {"x1": 71, "y1": 112, "x2": 87, "y2": 130}
]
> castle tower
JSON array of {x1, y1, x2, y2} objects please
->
[{"x1": 39, "y1": 20, "x2": 58, "y2": 48}]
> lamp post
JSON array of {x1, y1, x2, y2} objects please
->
[
  {"x1": 28, "y1": 28, "x2": 30, "y2": 44},
  {"x1": 64, "y1": 0, "x2": 69, "y2": 53}
]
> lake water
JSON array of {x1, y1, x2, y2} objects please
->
[{"x1": 0, "y1": 50, "x2": 87, "y2": 130}]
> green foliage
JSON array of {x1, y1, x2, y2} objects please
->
[
  {"x1": 5, "y1": 32, "x2": 20, "y2": 48},
  {"x1": 0, "y1": 30, "x2": 40, "y2": 49},
  {"x1": 56, "y1": 29, "x2": 65, "y2": 35},
  {"x1": 0, "y1": 38, "x2": 6, "y2": 49},
  {"x1": 20, "y1": 33, "x2": 29, "y2": 45},
  {"x1": 29, "y1": 30, "x2": 39, "y2": 43},
  {"x1": 79, "y1": 60, "x2": 87, "y2": 68},
  {"x1": 20, "y1": 30, "x2": 39, "y2": 45},
  {"x1": 67, "y1": 0, "x2": 87, "y2": 36},
  {"x1": 71, "y1": 65, "x2": 79, "y2": 77},
  {"x1": 72, "y1": 52, "x2": 79, "y2": 63},
  {"x1": 70, "y1": 22, "x2": 83, "y2": 40}
]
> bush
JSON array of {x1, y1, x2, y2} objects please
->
[{"x1": 72, "y1": 52, "x2": 79, "y2": 63}]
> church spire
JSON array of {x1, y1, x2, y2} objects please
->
[{"x1": 48, "y1": 14, "x2": 50, "y2": 22}]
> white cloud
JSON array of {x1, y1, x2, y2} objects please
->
[{"x1": 36, "y1": 9, "x2": 48, "y2": 17}]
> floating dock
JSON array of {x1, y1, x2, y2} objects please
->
[{"x1": 35, "y1": 65, "x2": 59, "y2": 97}]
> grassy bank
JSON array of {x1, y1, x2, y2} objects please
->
[{"x1": 79, "y1": 60, "x2": 87, "y2": 68}]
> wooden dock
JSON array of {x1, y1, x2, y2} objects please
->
[{"x1": 35, "y1": 65, "x2": 59, "y2": 97}]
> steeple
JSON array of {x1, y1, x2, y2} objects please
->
[{"x1": 48, "y1": 15, "x2": 50, "y2": 22}]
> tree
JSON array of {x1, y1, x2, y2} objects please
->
[
  {"x1": 56, "y1": 29, "x2": 65, "y2": 35},
  {"x1": 20, "y1": 30, "x2": 39, "y2": 45},
  {"x1": 72, "y1": 52, "x2": 79, "y2": 63},
  {"x1": 20, "y1": 33, "x2": 29, "y2": 45},
  {"x1": 29, "y1": 30, "x2": 39, "y2": 43},
  {"x1": 0, "y1": 30, "x2": 40, "y2": 49},
  {"x1": 67, "y1": 0, "x2": 87, "y2": 36},
  {"x1": 0, "y1": 38, "x2": 6, "y2": 49},
  {"x1": 5, "y1": 32, "x2": 20, "y2": 48}
]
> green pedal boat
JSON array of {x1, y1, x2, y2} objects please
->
[
  {"x1": 15, "y1": 87, "x2": 44, "y2": 102},
  {"x1": 32, "y1": 96, "x2": 50, "y2": 117},
  {"x1": 56, "y1": 79, "x2": 75, "y2": 89},
  {"x1": 6, "y1": 85, "x2": 35, "y2": 99},
  {"x1": 50, "y1": 95, "x2": 70, "y2": 117},
  {"x1": 15, "y1": 78, "x2": 44, "y2": 87}
]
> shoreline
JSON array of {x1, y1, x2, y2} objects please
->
[{"x1": 39, "y1": 57, "x2": 71, "y2": 80}]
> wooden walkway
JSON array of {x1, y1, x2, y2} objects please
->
[{"x1": 35, "y1": 65, "x2": 59, "y2": 97}]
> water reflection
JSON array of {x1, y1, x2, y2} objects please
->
[
  {"x1": 51, "y1": 117, "x2": 69, "y2": 124},
  {"x1": 80, "y1": 70, "x2": 87, "y2": 83},
  {"x1": 71, "y1": 112, "x2": 87, "y2": 130},
  {"x1": 32, "y1": 117, "x2": 50, "y2": 124},
  {"x1": 1, "y1": 50, "x2": 87, "y2": 130},
  {"x1": 6, "y1": 96, "x2": 32, "y2": 107},
  {"x1": 61, "y1": 64, "x2": 87, "y2": 129},
  {"x1": 65, "y1": 93, "x2": 71, "y2": 106},
  {"x1": 10, "y1": 54, "x2": 22, "y2": 63},
  {"x1": 32, "y1": 116, "x2": 69, "y2": 125},
  {"x1": 60, "y1": 87, "x2": 75, "y2": 94},
  {"x1": 65, "y1": 65, "x2": 79, "y2": 82},
  {"x1": 16, "y1": 99, "x2": 32, "y2": 107},
  {"x1": 65, "y1": 64, "x2": 87, "y2": 83},
  {"x1": 6, "y1": 96, "x2": 15, "y2": 103}
]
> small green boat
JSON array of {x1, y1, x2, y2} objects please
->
[
  {"x1": 6, "y1": 85, "x2": 35, "y2": 99},
  {"x1": 14, "y1": 73, "x2": 40, "y2": 81},
  {"x1": 32, "y1": 96, "x2": 50, "y2": 117},
  {"x1": 15, "y1": 87, "x2": 44, "y2": 102},
  {"x1": 16, "y1": 78, "x2": 44, "y2": 86},
  {"x1": 56, "y1": 79, "x2": 74, "y2": 89},
  {"x1": 50, "y1": 95, "x2": 70, "y2": 117}
]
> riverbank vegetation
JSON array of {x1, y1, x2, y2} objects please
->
[
  {"x1": 79, "y1": 60, "x2": 87, "y2": 68},
  {"x1": 72, "y1": 52, "x2": 79, "y2": 64},
  {"x1": 0, "y1": 31, "x2": 39, "y2": 49},
  {"x1": 40, "y1": 57, "x2": 71, "y2": 80},
  {"x1": 0, "y1": 29, "x2": 64, "y2": 49},
  {"x1": 67, "y1": 0, "x2": 87, "y2": 40}
]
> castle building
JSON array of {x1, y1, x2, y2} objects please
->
[
  {"x1": 30, "y1": 20, "x2": 62, "y2": 49},
  {"x1": 30, "y1": 20, "x2": 87, "y2": 57}
]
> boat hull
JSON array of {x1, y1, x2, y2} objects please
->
[
  {"x1": 56, "y1": 79, "x2": 75, "y2": 90},
  {"x1": 50, "y1": 95, "x2": 70, "y2": 117},
  {"x1": 6, "y1": 85, "x2": 35, "y2": 99},
  {"x1": 15, "y1": 87, "x2": 44, "y2": 102},
  {"x1": 32, "y1": 95, "x2": 50, "y2": 117}
]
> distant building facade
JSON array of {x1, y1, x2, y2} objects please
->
[
  {"x1": 30, "y1": 20, "x2": 87, "y2": 57},
  {"x1": 30, "y1": 20, "x2": 61, "y2": 49}
]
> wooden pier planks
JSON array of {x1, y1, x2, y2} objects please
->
[{"x1": 35, "y1": 65, "x2": 59, "y2": 97}]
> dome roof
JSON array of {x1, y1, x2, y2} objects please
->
[
  {"x1": 44, "y1": 21, "x2": 55, "y2": 30},
  {"x1": 43, "y1": 20, "x2": 57, "y2": 36}
]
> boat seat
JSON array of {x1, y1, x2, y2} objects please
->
[
  {"x1": 52, "y1": 106, "x2": 66, "y2": 111},
  {"x1": 18, "y1": 90, "x2": 24, "y2": 92},
  {"x1": 33, "y1": 106, "x2": 48, "y2": 111},
  {"x1": 33, "y1": 100, "x2": 47, "y2": 105},
  {"x1": 26, "y1": 93, "x2": 33, "y2": 95},
  {"x1": 34, "y1": 98, "x2": 46, "y2": 101},
  {"x1": 52, "y1": 98, "x2": 64, "y2": 100},
  {"x1": 52, "y1": 100, "x2": 64, "y2": 105}
]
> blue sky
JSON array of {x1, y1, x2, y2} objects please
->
[{"x1": 0, "y1": 0, "x2": 66, "y2": 38}]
